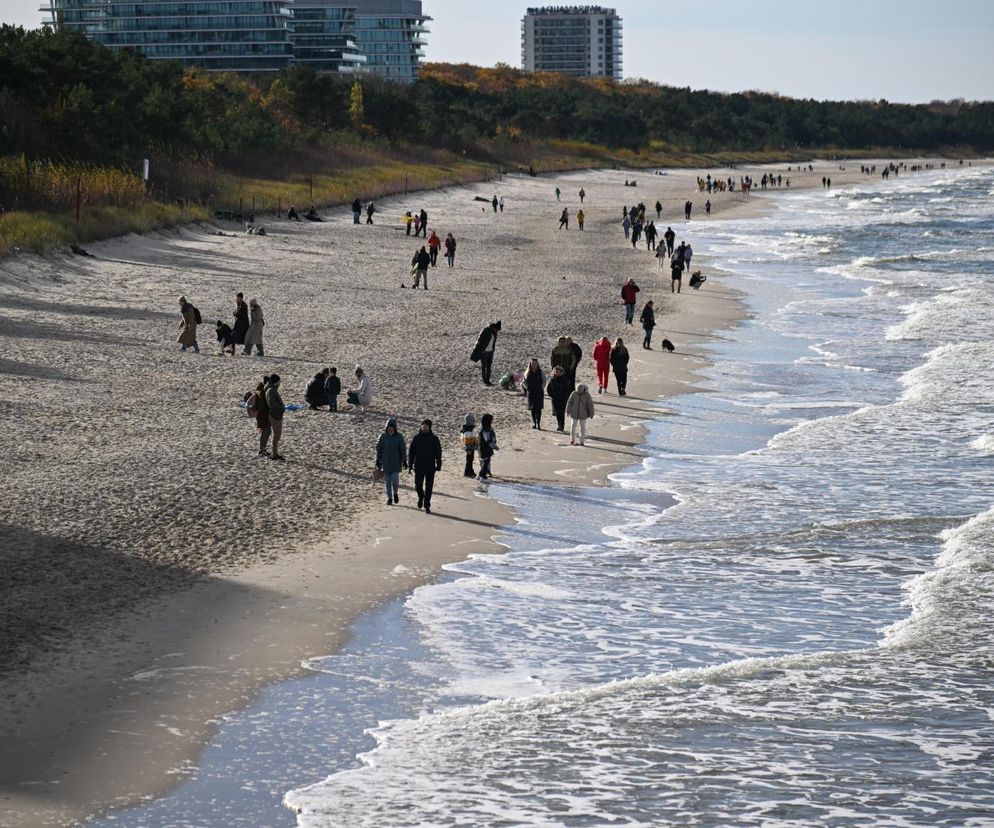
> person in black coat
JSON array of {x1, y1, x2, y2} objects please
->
[
  {"x1": 233, "y1": 292, "x2": 249, "y2": 347},
  {"x1": 470, "y1": 321, "x2": 502, "y2": 386},
  {"x1": 419, "y1": 208, "x2": 428, "y2": 238},
  {"x1": 523, "y1": 358, "x2": 545, "y2": 429},
  {"x1": 306, "y1": 369, "x2": 330, "y2": 409},
  {"x1": 640, "y1": 301, "x2": 656, "y2": 349},
  {"x1": 546, "y1": 366, "x2": 571, "y2": 432},
  {"x1": 610, "y1": 338, "x2": 630, "y2": 396},
  {"x1": 566, "y1": 337, "x2": 582, "y2": 391},
  {"x1": 408, "y1": 419, "x2": 442, "y2": 513}
]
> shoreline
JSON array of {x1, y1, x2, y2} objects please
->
[{"x1": 0, "y1": 158, "x2": 955, "y2": 826}]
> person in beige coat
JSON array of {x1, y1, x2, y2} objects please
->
[
  {"x1": 177, "y1": 296, "x2": 198, "y2": 353},
  {"x1": 242, "y1": 299, "x2": 265, "y2": 356},
  {"x1": 565, "y1": 383, "x2": 595, "y2": 446}
]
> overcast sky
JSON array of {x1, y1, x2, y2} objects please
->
[{"x1": 4, "y1": 0, "x2": 992, "y2": 103}]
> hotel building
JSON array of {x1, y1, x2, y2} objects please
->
[{"x1": 522, "y1": 5, "x2": 622, "y2": 80}]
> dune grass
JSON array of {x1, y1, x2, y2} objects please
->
[{"x1": 0, "y1": 202, "x2": 210, "y2": 256}]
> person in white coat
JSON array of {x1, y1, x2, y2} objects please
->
[{"x1": 565, "y1": 383, "x2": 595, "y2": 446}]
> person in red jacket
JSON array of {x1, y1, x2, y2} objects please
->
[
  {"x1": 593, "y1": 336, "x2": 612, "y2": 394},
  {"x1": 621, "y1": 278, "x2": 640, "y2": 325},
  {"x1": 427, "y1": 230, "x2": 441, "y2": 267}
]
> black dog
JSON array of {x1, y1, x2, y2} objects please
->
[
  {"x1": 661, "y1": 338, "x2": 675, "y2": 352},
  {"x1": 689, "y1": 271, "x2": 706, "y2": 290}
]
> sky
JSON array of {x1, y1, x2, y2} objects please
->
[{"x1": 4, "y1": 0, "x2": 993, "y2": 103}]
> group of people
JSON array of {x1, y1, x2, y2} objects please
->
[
  {"x1": 178, "y1": 292, "x2": 266, "y2": 357},
  {"x1": 408, "y1": 231, "x2": 457, "y2": 288},
  {"x1": 621, "y1": 204, "x2": 698, "y2": 294},
  {"x1": 352, "y1": 198, "x2": 377, "y2": 224}
]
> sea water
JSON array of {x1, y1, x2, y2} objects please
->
[
  {"x1": 285, "y1": 167, "x2": 994, "y2": 826},
  {"x1": 96, "y1": 167, "x2": 994, "y2": 827}
]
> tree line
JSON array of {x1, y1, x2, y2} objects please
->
[{"x1": 1, "y1": 24, "x2": 992, "y2": 175}]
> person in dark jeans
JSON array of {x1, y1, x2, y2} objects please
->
[
  {"x1": 640, "y1": 301, "x2": 656, "y2": 349},
  {"x1": 408, "y1": 419, "x2": 442, "y2": 514},
  {"x1": 546, "y1": 366, "x2": 571, "y2": 432},
  {"x1": 419, "y1": 208, "x2": 428, "y2": 238},
  {"x1": 470, "y1": 321, "x2": 501, "y2": 386}
]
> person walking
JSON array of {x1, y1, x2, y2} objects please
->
[
  {"x1": 419, "y1": 208, "x2": 428, "y2": 238},
  {"x1": 684, "y1": 243, "x2": 694, "y2": 273},
  {"x1": 491, "y1": 195, "x2": 499, "y2": 213},
  {"x1": 375, "y1": 418, "x2": 407, "y2": 505},
  {"x1": 460, "y1": 414, "x2": 478, "y2": 477},
  {"x1": 352, "y1": 197, "x2": 362, "y2": 224},
  {"x1": 664, "y1": 226, "x2": 675, "y2": 256},
  {"x1": 408, "y1": 419, "x2": 442, "y2": 513},
  {"x1": 444, "y1": 233, "x2": 457, "y2": 268},
  {"x1": 470, "y1": 321, "x2": 501, "y2": 386},
  {"x1": 177, "y1": 296, "x2": 199, "y2": 353},
  {"x1": 346, "y1": 366, "x2": 372, "y2": 411},
  {"x1": 645, "y1": 221, "x2": 658, "y2": 251},
  {"x1": 559, "y1": 208, "x2": 569, "y2": 230},
  {"x1": 366, "y1": 201, "x2": 376, "y2": 224},
  {"x1": 610, "y1": 338, "x2": 630, "y2": 396},
  {"x1": 641, "y1": 300, "x2": 656, "y2": 349},
  {"x1": 622, "y1": 214, "x2": 631, "y2": 239},
  {"x1": 411, "y1": 245, "x2": 431, "y2": 290},
  {"x1": 242, "y1": 298, "x2": 264, "y2": 356},
  {"x1": 428, "y1": 230, "x2": 441, "y2": 267},
  {"x1": 567, "y1": 337, "x2": 582, "y2": 391},
  {"x1": 579, "y1": 188, "x2": 586, "y2": 204},
  {"x1": 249, "y1": 377, "x2": 272, "y2": 457},
  {"x1": 576, "y1": 209, "x2": 585, "y2": 230},
  {"x1": 523, "y1": 358, "x2": 545, "y2": 429},
  {"x1": 550, "y1": 336, "x2": 575, "y2": 381},
  {"x1": 593, "y1": 336, "x2": 612, "y2": 394},
  {"x1": 566, "y1": 384, "x2": 595, "y2": 446},
  {"x1": 655, "y1": 200, "x2": 662, "y2": 219},
  {"x1": 499, "y1": 196, "x2": 505, "y2": 213},
  {"x1": 671, "y1": 256, "x2": 684, "y2": 293},
  {"x1": 233, "y1": 292, "x2": 249, "y2": 350},
  {"x1": 684, "y1": 200, "x2": 693, "y2": 220},
  {"x1": 325, "y1": 367, "x2": 341, "y2": 412},
  {"x1": 265, "y1": 373, "x2": 285, "y2": 460},
  {"x1": 555, "y1": 187, "x2": 561, "y2": 201},
  {"x1": 621, "y1": 278, "x2": 640, "y2": 325},
  {"x1": 546, "y1": 366, "x2": 571, "y2": 433}
]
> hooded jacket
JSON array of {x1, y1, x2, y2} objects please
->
[
  {"x1": 550, "y1": 343, "x2": 575, "y2": 374},
  {"x1": 305, "y1": 373, "x2": 326, "y2": 407},
  {"x1": 376, "y1": 419, "x2": 407, "y2": 474},
  {"x1": 566, "y1": 385, "x2": 595, "y2": 420}
]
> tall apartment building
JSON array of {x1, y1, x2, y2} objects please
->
[
  {"x1": 43, "y1": 0, "x2": 428, "y2": 79},
  {"x1": 522, "y1": 6, "x2": 622, "y2": 81}
]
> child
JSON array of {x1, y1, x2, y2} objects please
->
[
  {"x1": 460, "y1": 414, "x2": 478, "y2": 478},
  {"x1": 216, "y1": 319, "x2": 235, "y2": 355},
  {"x1": 478, "y1": 413, "x2": 498, "y2": 480},
  {"x1": 325, "y1": 367, "x2": 341, "y2": 412}
]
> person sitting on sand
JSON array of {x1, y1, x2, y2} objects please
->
[
  {"x1": 287, "y1": 204, "x2": 301, "y2": 221},
  {"x1": 546, "y1": 366, "x2": 571, "y2": 433},
  {"x1": 566, "y1": 384, "x2": 595, "y2": 446},
  {"x1": 177, "y1": 296, "x2": 199, "y2": 353},
  {"x1": 346, "y1": 366, "x2": 372, "y2": 411},
  {"x1": 215, "y1": 319, "x2": 235, "y2": 356},
  {"x1": 306, "y1": 368, "x2": 330, "y2": 410},
  {"x1": 641, "y1": 301, "x2": 656, "y2": 349},
  {"x1": 304, "y1": 206, "x2": 323, "y2": 222}
]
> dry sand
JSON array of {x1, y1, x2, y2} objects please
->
[{"x1": 0, "y1": 158, "x2": 946, "y2": 825}]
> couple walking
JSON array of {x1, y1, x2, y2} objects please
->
[{"x1": 376, "y1": 418, "x2": 442, "y2": 513}]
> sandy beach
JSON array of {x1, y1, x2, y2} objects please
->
[{"x1": 0, "y1": 158, "x2": 951, "y2": 826}]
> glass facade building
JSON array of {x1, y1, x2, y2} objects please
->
[
  {"x1": 522, "y1": 5, "x2": 622, "y2": 81},
  {"x1": 43, "y1": 0, "x2": 427, "y2": 79},
  {"x1": 353, "y1": 0, "x2": 429, "y2": 82},
  {"x1": 43, "y1": 0, "x2": 296, "y2": 72}
]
